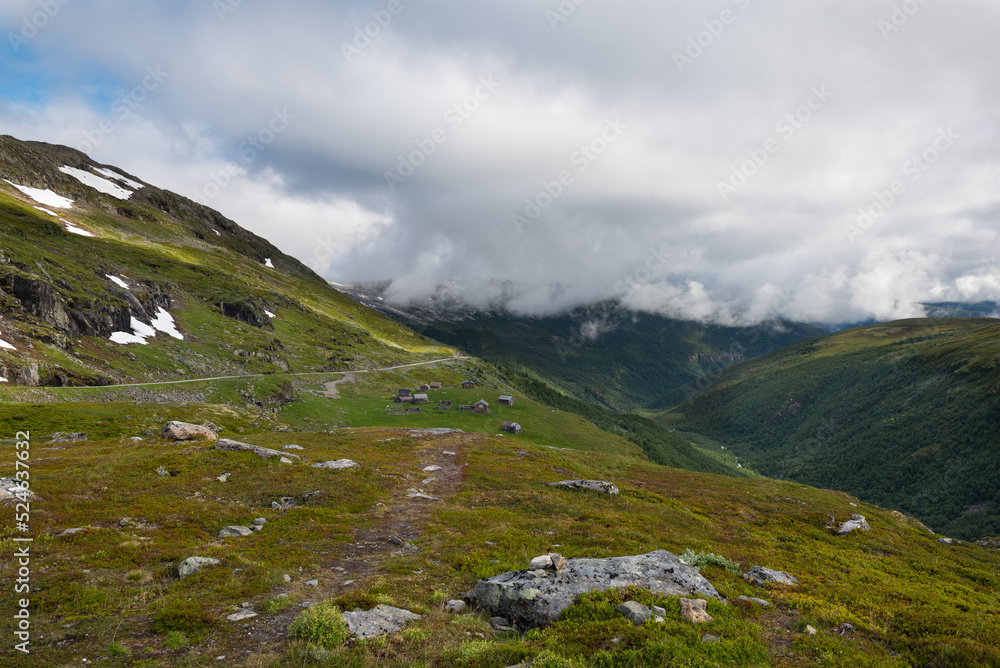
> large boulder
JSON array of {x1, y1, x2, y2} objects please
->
[
  {"x1": 547, "y1": 480, "x2": 620, "y2": 495},
  {"x1": 341, "y1": 604, "x2": 422, "y2": 638},
  {"x1": 163, "y1": 422, "x2": 217, "y2": 441},
  {"x1": 466, "y1": 550, "x2": 721, "y2": 629},
  {"x1": 215, "y1": 438, "x2": 298, "y2": 460}
]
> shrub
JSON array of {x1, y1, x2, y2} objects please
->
[
  {"x1": 288, "y1": 602, "x2": 349, "y2": 649},
  {"x1": 164, "y1": 631, "x2": 188, "y2": 650},
  {"x1": 678, "y1": 548, "x2": 742, "y2": 576}
]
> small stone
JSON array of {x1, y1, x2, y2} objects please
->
[
  {"x1": 838, "y1": 622, "x2": 854, "y2": 634},
  {"x1": 272, "y1": 497, "x2": 297, "y2": 510},
  {"x1": 57, "y1": 528, "x2": 86, "y2": 538},
  {"x1": 343, "y1": 580, "x2": 355, "y2": 585},
  {"x1": 279, "y1": 457, "x2": 294, "y2": 464},
  {"x1": 156, "y1": 466, "x2": 170, "y2": 477},
  {"x1": 737, "y1": 595, "x2": 771, "y2": 607},
  {"x1": 422, "y1": 465, "x2": 442, "y2": 472},
  {"x1": 163, "y1": 422, "x2": 217, "y2": 442},
  {"x1": 530, "y1": 555, "x2": 552, "y2": 570},
  {"x1": 446, "y1": 600, "x2": 467, "y2": 614},
  {"x1": 252, "y1": 518, "x2": 267, "y2": 526},
  {"x1": 680, "y1": 598, "x2": 714, "y2": 624},
  {"x1": 744, "y1": 566, "x2": 798, "y2": 587},
  {"x1": 806, "y1": 625, "x2": 817, "y2": 636},
  {"x1": 217, "y1": 473, "x2": 231, "y2": 483},
  {"x1": 653, "y1": 616, "x2": 665, "y2": 623},
  {"x1": 283, "y1": 445, "x2": 304, "y2": 450},
  {"x1": 443, "y1": 451, "x2": 457, "y2": 455},
  {"x1": 283, "y1": 574, "x2": 291, "y2": 583},
  {"x1": 119, "y1": 518, "x2": 130, "y2": 527},
  {"x1": 701, "y1": 634, "x2": 720, "y2": 645},
  {"x1": 218, "y1": 526, "x2": 253, "y2": 538},
  {"x1": 179, "y1": 557, "x2": 221, "y2": 578},
  {"x1": 311, "y1": 459, "x2": 360, "y2": 470},
  {"x1": 937, "y1": 537, "x2": 954, "y2": 545},
  {"x1": 226, "y1": 610, "x2": 257, "y2": 622},
  {"x1": 836, "y1": 514, "x2": 871, "y2": 536},
  {"x1": 651, "y1": 605, "x2": 666, "y2": 617},
  {"x1": 305, "y1": 579, "x2": 319, "y2": 587},
  {"x1": 490, "y1": 616, "x2": 511, "y2": 629},
  {"x1": 250, "y1": 525, "x2": 263, "y2": 532},
  {"x1": 617, "y1": 601, "x2": 652, "y2": 625}
]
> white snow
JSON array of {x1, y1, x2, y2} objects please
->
[
  {"x1": 4, "y1": 179, "x2": 74, "y2": 209},
  {"x1": 264, "y1": 258, "x2": 274, "y2": 268},
  {"x1": 0, "y1": 336, "x2": 15, "y2": 350},
  {"x1": 151, "y1": 307, "x2": 184, "y2": 340},
  {"x1": 212, "y1": 229, "x2": 221, "y2": 236},
  {"x1": 265, "y1": 310, "x2": 276, "y2": 318},
  {"x1": 34, "y1": 207, "x2": 57, "y2": 216},
  {"x1": 109, "y1": 309, "x2": 184, "y2": 345},
  {"x1": 59, "y1": 166, "x2": 134, "y2": 200},
  {"x1": 0, "y1": 377, "x2": 7, "y2": 383},
  {"x1": 106, "y1": 275, "x2": 129, "y2": 289},
  {"x1": 64, "y1": 223, "x2": 94, "y2": 237},
  {"x1": 93, "y1": 167, "x2": 144, "y2": 190}
]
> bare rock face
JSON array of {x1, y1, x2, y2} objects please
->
[
  {"x1": 163, "y1": 421, "x2": 217, "y2": 441},
  {"x1": 547, "y1": 480, "x2": 620, "y2": 495},
  {"x1": 466, "y1": 550, "x2": 722, "y2": 629}
]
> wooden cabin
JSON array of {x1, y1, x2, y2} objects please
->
[
  {"x1": 397, "y1": 389, "x2": 412, "y2": 397},
  {"x1": 501, "y1": 421, "x2": 522, "y2": 434},
  {"x1": 472, "y1": 400, "x2": 490, "y2": 414},
  {"x1": 462, "y1": 380, "x2": 476, "y2": 389},
  {"x1": 413, "y1": 394, "x2": 430, "y2": 404},
  {"x1": 429, "y1": 382, "x2": 442, "y2": 389},
  {"x1": 498, "y1": 395, "x2": 515, "y2": 406}
]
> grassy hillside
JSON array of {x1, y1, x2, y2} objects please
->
[
  {"x1": 337, "y1": 289, "x2": 823, "y2": 411},
  {"x1": 0, "y1": 136, "x2": 454, "y2": 387},
  {"x1": 658, "y1": 318, "x2": 1000, "y2": 540},
  {"x1": 2, "y1": 398, "x2": 999, "y2": 667}
]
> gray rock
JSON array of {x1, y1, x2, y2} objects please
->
[
  {"x1": 283, "y1": 444, "x2": 304, "y2": 450},
  {"x1": 467, "y1": 549, "x2": 721, "y2": 629},
  {"x1": 279, "y1": 457, "x2": 294, "y2": 464},
  {"x1": 408, "y1": 428, "x2": 462, "y2": 438},
  {"x1": 179, "y1": 556, "x2": 221, "y2": 578},
  {"x1": 48, "y1": 432, "x2": 87, "y2": 444},
  {"x1": 446, "y1": 599, "x2": 467, "y2": 614},
  {"x1": 680, "y1": 598, "x2": 714, "y2": 623},
  {"x1": 0, "y1": 478, "x2": 33, "y2": 501},
  {"x1": 341, "y1": 604, "x2": 422, "y2": 639},
  {"x1": 311, "y1": 459, "x2": 360, "y2": 470},
  {"x1": 273, "y1": 497, "x2": 297, "y2": 510},
  {"x1": 163, "y1": 422, "x2": 217, "y2": 441},
  {"x1": 215, "y1": 438, "x2": 298, "y2": 461},
  {"x1": 406, "y1": 489, "x2": 442, "y2": 501},
  {"x1": 422, "y1": 465, "x2": 442, "y2": 472},
  {"x1": 227, "y1": 610, "x2": 257, "y2": 622},
  {"x1": 836, "y1": 514, "x2": 871, "y2": 536},
  {"x1": 155, "y1": 466, "x2": 170, "y2": 477},
  {"x1": 937, "y1": 537, "x2": 954, "y2": 545},
  {"x1": 701, "y1": 634, "x2": 720, "y2": 645},
  {"x1": 218, "y1": 526, "x2": 253, "y2": 538},
  {"x1": 617, "y1": 601, "x2": 652, "y2": 625},
  {"x1": 651, "y1": 605, "x2": 667, "y2": 617},
  {"x1": 737, "y1": 595, "x2": 771, "y2": 607},
  {"x1": 744, "y1": 566, "x2": 798, "y2": 587},
  {"x1": 252, "y1": 518, "x2": 267, "y2": 526},
  {"x1": 56, "y1": 528, "x2": 86, "y2": 538},
  {"x1": 305, "y1": 579, "x2": 319, "y2": 587},
  {"x1": 838, "y1": 622, "x2": 854, "y2": 635},
  {"x1": 547, "y1": 480, "x2": 620, "y2": 495}
]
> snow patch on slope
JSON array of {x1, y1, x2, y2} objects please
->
[
  {"x1": 59, "y1": 166, "x2": 133, "y2": 200},
  {"x1": 106, "y1": 275, "x2": 129, "y2": 289},
  {"x1": 109, "y1": 308, "x2": 184, "y2": 345},
  {"x1": 3, "y1": 179, "x2": 74, "y2": 208},
  {"x1": 93, "y1": 167, "x2": 144, "y2": 190}
]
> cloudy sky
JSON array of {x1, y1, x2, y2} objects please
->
[{"x1": 1, "y1": 0, "x2": 998, "y2": 325}]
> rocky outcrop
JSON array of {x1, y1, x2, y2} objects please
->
[
  {"x1": 466, "y1": 550, "x2": 721, "y2": 629},
  {"x1": 341, "y1": 605, "x2": 422, "y2": 639},
  {"x1": 215, "y1": 438, "x2": 298, "y2": 460},
  {"x1": 218, "y1": 297, "x2": 273, "y2": 329},
  {"x1": 48, "y1": 432, "x2": 87, "y2": 443},
  {"x1": 547, "y1": 480, "x2": 620, "y2": 495},
  {"x1": 163, "y1": 422, "x2": 217, "y2": 441},
  {"x1": 836, "y1": 514, "x2": 871, "y2": 536},
  {"x1": 744, "y1": 566, "x2": 798, "y2": 587},
  {"x1": 178, "y1": 556, "x2": 220, "y2": 578}
]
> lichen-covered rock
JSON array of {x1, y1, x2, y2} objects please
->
[
  {"x1": 311, "y1": 459, "x2": 360, "y2": 470},
  {"x1": 547, "y1": 480, "x2": 620, "y2": 495},
  {"x1": 680, "y1": 598, "x2": 714, "y2": 623},
  {"x1": 215, "y1": 438, "x2": 297, "y2": 460},
  {"x1": 178, "y1": 556, "x2": 221, "y2": 578},
  {"x1": 218, "y1": 525, "x2": 253, "y2": 538},
  {"x1": 341, "y1": 604, "x2": 422, "y2": 638},
  {"x1": 744, "y1": 566, "x2": 798, "y2": 587},
  {"x1": 162, "y1": 422, "x2": 217, "y2": 441},
  {"x1": 836, "y1": 514, "x2": 871, "y2": 536},
  {"x1": 446, "y1": 599, "x2": 466, "y2": 614},
  {"x1": 467, "y1": 550, "x2": 721, "y2": 628}
]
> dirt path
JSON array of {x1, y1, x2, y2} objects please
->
[
  {"x1": 227, "y1": 429, "x2": 470, "y2": 661},
  {"x1": 322, "y1": 373, "x2": 356, "y2": 398}
]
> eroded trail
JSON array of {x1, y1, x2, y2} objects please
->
[{"x1": 230, "y1": 429, "x2": 469, "y2": 658}]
